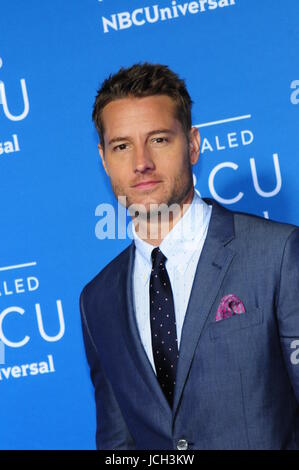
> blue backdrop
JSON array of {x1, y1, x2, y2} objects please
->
[{"x1": 0, "y1": 0, "x2": 298, "y2": 449}]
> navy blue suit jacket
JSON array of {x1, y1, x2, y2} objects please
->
[{"x1": 80, "y1": 198, "x2": 299, "y2": 449}]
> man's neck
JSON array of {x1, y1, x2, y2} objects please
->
[{"x1": 132, "y1": 187, "x2": 195, "y2": 246}]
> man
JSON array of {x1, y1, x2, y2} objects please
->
[{"x1": 80, "y1": 63, "x2": 299, "y2": 450}]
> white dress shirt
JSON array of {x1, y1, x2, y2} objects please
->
[{"x1": 132, "y1": 191, "x2": 212, "y2": 374}]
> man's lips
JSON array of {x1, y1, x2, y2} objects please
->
[{"x1": 131, "y1": 180, "x2": 162, "y2": 189}]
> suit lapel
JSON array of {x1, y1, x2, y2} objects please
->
[
  {"x1": 123, "y1": 243, "x2": 173, "y2": 416},
  {"x1": 172, "y1": 199, "x2": 236, "y2": 418}
]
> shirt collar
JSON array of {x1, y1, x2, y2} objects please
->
[{"x1": 132, "y1": 191, "x2": 211, "y2": 273}]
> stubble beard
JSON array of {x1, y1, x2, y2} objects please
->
[{"x1": 111, "y1": 153, "x2": 194, "y2": 225}]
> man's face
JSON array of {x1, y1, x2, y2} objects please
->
[{"x1": 98, "y1": 95, "x2": 200, "y2": 214}]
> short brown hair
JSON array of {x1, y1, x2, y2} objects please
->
[{"x1": 92, "y1": 62, "x2": 193, "y2": 147}]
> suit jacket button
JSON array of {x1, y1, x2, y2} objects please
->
[{"x1": 177, "y1": 439, "x2": 188, "y2": 450}]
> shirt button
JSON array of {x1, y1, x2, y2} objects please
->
[
  {"x1": 177, "y1": 265, "x2": 184, "y2": 274},
  {"x1": 177, "y1": 439, "x2": 188, "y2": 450}
]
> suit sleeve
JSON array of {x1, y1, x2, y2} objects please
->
[
  {"x1": 277, "y1": 227, "x2": 299, "y2": 404},
  {"x1": 80, "y1": 289, "x2": 136, "y2": 450}
]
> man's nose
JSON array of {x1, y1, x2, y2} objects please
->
[{"x1": 133, "y1": 145, "x2": 155, "y2": 173}]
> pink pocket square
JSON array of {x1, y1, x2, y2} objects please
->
[{"x1": 215, "y1": 294, "x2": 246, "y2": 322}]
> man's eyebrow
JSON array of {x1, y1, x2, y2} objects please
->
[
  {"x1": 147, "y1": 129, "x2": 175, "y2": 138},
  {"x1": 108, "y1": 136, "x2": 131, "y2": 146},
  {"x1": 108, "y1": 129, "x2": 175, "y2": 146}
]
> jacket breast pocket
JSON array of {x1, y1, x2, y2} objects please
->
[{"x1": 209, "y1": 306, "x2": 263, "y2": 341}]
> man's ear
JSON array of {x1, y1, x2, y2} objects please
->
[
  {"x1": 188, "y1": 127, "x2": 201, "y2": 166},
  {"x1": 98, "y1": 143, "x2": 109, "y2": 176}
]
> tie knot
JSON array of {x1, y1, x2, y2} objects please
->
[{"x1": 151, "y1": 247, "x2": 167, "y2": 268}]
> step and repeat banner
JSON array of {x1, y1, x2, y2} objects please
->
[{"x1": 0, "y1": 0, "x2": 298, "y2": 449}]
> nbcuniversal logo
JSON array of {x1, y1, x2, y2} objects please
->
[{"x1": 100, "y1": 0, "x2": 236, "y2": 33}]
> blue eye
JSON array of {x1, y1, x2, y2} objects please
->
[
  {"x1": 114, "y1": 143, "x2": 128, "y2": 151},
  {"x1": 153, "y1": 137, "x2": 168, "y2": 144}
]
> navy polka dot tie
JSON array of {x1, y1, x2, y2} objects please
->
[{"x1": 150, "y1": 247, "x2": 179, "y2": 408}]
